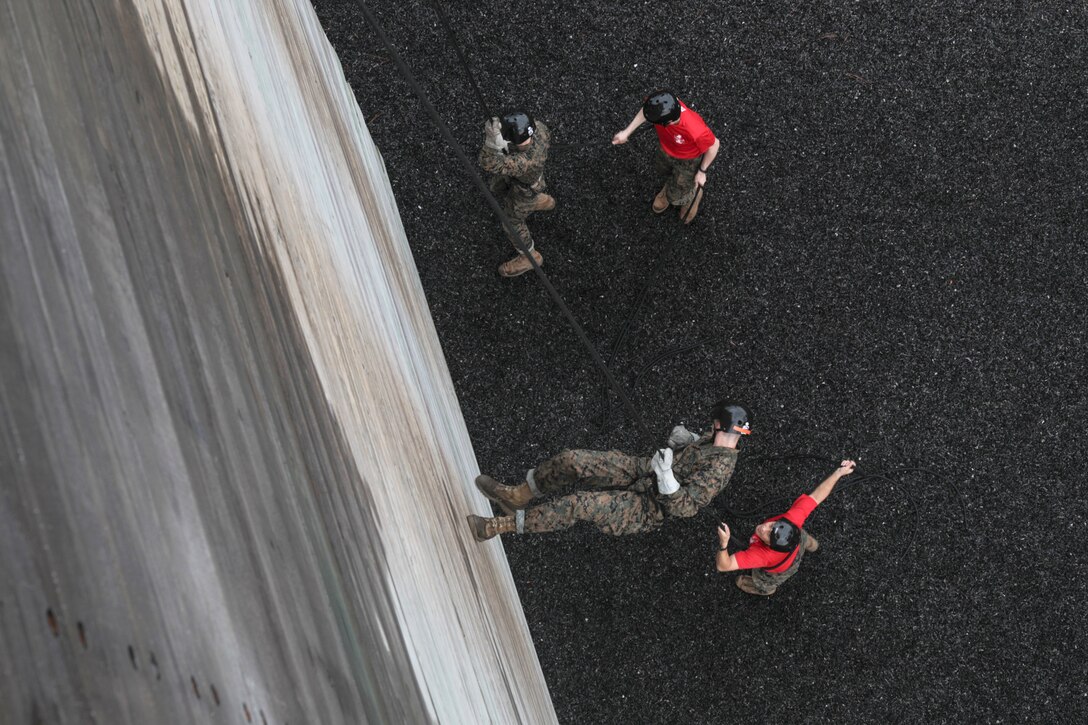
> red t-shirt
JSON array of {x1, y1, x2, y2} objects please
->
[
  {"x1": 734, "y1": 494, "x2": 818, "y2": 573},
  {"x1": 653, "y1": 101, "x2": 716, "y2": 159}
]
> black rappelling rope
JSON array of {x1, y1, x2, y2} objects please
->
[
  {"x1": 633, "y1": 340, "x2": 706, "y2": 387},
  {"x1": 680, "y1": 183, "x2": 704, "y2": 225},
  {"x1": 352, "y1": 0, "x2": 650, "y2": 437},
  {"x1": 712, "y1": 453, "x2": 839, "y2": 517},
  {"x1": 589, "y1": 229, "x2": 668, "y2": 437},
  {"x1": 593, "y1": 339, "x2": 706, "y2": 436},
  {"x1": 426, "y1": 0, "x2": 493, "y2": 119},
  {"x1": 590, "y1": 179, "x2": 708, "y2": 437},
  {"x1": 590, "y1": 260, "x2": 656, "y2": 434}
]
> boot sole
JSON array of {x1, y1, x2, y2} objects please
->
[{"x1": 466, "y1": 514, "x2": 491, "y2": 543}]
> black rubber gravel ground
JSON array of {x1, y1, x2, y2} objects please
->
[{"x1": 311, "y1": 2, "x2": 1087, "y2": 722}]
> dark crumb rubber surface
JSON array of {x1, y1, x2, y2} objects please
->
[{"x1": 312, "y1": 2, "x2": 1087, "y2": 722}]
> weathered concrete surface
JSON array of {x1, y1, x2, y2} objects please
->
[{"x1": 0, "y1": 0, "x2": 555, "y2": 722}]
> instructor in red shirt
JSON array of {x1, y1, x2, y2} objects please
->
[
  {"x1": 612, "y1": 90, "x2": 720, "y2": 223},
  {"x1": 716, "y1": 459, "x2": 857, "y2": 596}
]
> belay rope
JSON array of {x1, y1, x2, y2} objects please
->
[{"x1": 425, "y1": 0, "x2": 493, "y2": 119}]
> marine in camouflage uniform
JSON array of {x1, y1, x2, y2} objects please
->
[
  {"x1": 654, "y1": 148, "x2": 702, "y2": 208},
  {"x1": 467, "y1": 403, "x2": 753, "y2": 542},
  {"x1": 478, "y1": 114, "x2": 553, "y2": 277},
  {"x1": 518, "y1": 437, "x2": 737, "y2": 536}
]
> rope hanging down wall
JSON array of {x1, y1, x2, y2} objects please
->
[
  {"x1": 351, "y1": 0, "x2": 649, "y2": 437},
  {"x1": 426, "y1": 0, "x2": 493, "y2": 119}
]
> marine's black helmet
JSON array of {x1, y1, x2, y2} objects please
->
[
  {"x1": 711, "y1": 401, "x2": 751, "y2": 437},
  {"x1": 643, "y1": 91, "x2": 681, "y2": 125},
  {"x1": 500, "y1": 111, "x2": 536, "y2": 144},
  {"x1": 768, "y1": 520, "x2": 801, "y2": 552}
]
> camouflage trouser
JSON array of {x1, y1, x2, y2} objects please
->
[
  {"x1": 490, "y1": 175, "x2": 547, "y2": 253},
  {"x1": 749, "y1": 530, "x2": 812, "y2": 594},
  {"x1": 520, "y1": 449, "x2": 663, "y2": 536},
  {"x1": 654, "y1": 147, "x2": 703, "y2": 206}
]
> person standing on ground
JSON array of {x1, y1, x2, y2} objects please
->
[
  {"x1": 466, "y1": 402, "x2": 751, "y2": 541},
  {"x1": 478, "y1": 111, "x2": 554, "y2": 277},
  {"x1": 612, "y1": 91, "x2": 720, "y2": 224},
  {"x1": 715, "y1": 459, "x2": 857, "y2": 596}
]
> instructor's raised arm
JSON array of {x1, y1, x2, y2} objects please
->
[
  {"x1": 808, "y1": 459, "x2": 856, "y2": 505},
  {"x1": 612, "y1": 108, "x2": 646, "y2": 145}
]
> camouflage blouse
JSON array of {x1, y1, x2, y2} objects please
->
[{"x1": 478, "y1": 121, "x2": 550, "y2": 191}]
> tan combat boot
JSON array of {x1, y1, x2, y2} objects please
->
[
  {"x1": 475, "y1": 475, "x2": 534, "y2": 514},
  {"x1": 466, "y1": 514, "x2": 516, "y2": 542},
  {"x1": 736, "y1": 575, "x2": 774, "y2": 596},
  {"x1": 680, "y1": 190, "x2": 702, "y2": 224},
  {"x1": 498, "y1": 249, "x2": 543, "y2": 277},
  {"x1": 527, "y1": 193, "x2": 556, "y2": 212},
  {"x1": 804, "y1": 534, "x2": 820, "y2": 553},
  {"x1": 652, "y1": 185, "x2": 669, "y2": 213}
]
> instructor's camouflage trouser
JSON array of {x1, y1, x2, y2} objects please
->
[
  {"x1": 749, "y1": 530, "x2": 812, "y2": 594},
  {"x1": 654, "y1": 147, "x2": 703, "y2": 207},
  {"x1": 490, "y1": 175, "x2": 547, "y2": 252},
  {"x1": 521, "y1": 449, "x2": 663, "y2": 536}
]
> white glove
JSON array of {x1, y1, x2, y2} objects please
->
[
  {"x1": 651, "y1": 448, "x2": 679, "y2": 496},
  {"x1": 484, "y1": 117, "x2": 508, "y2": 152},
  {"x1": 667, "y1": 424, "x2": 699, "y2": 449}
]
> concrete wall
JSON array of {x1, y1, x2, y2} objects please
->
[{"x1": 0, "y1": 0, "x2": 555, "y2": 722}]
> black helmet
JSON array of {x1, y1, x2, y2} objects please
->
[
  {"x1": 643, "y1": 91, "x2": 681, "y2": 125},
  {"x1": 768, "y1": 520, "x2": 801, "y2": 552},
  {"x1": 711, "y1": 401, "x2": 751, "y2": 437},
  {"x1": 500, "y1": 111, "x2": 536, "y2": 144}
]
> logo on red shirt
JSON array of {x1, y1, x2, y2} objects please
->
[{"x1": 653, "y1": 101, "x2": 715, "y2": 159}]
